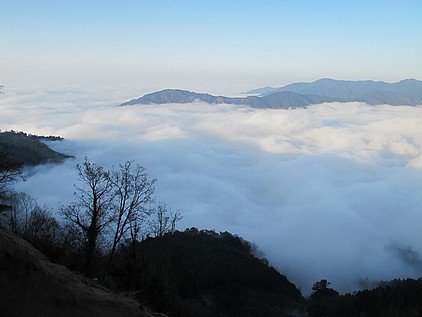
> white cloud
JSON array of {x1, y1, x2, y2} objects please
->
[{"x1": 2, "y1": 87, "x2": 422, "y2": 294}]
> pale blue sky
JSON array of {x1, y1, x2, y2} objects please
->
[{"x1": 1, "y1": 0, "x2": 421, "y2": 93}]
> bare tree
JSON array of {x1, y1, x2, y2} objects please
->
[
  {"x1": 1, "y1": 192, "x2": 63, "y2": 255},
  {"x1": 102, "y1": 161, "x2": 156, "y2": 280},
  {"x1": 62, "y1": 157, "x2": 114, "y2": 274},
  {"x1": 0, "y1": 145, "x2": 23, "y2": 222},
  {"x1": 24, "y1": 205, "x2": 61, "y2": 243},
  {"x1": 149, "y1": 202, "x2": 183, "y2": 238},
  {"x1": 0, "y1": 145, "x2": 23, "y2": 200},
  {"x1": 127, "y1": 207, "x2": 151, "y2": 260},
  {"x1": 2, "y1": 192, "x2": 38, "y2": 234}
]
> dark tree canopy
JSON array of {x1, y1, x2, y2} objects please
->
[
  {"x1": 307, "y1": 278, "x2": 422, "y2": 317},
  {"x1": 0, "y1": 131, "x2": 69, "y2": 166},
  {"x1": 111, "y1": 228, "x2": 305, "y2": 317}
]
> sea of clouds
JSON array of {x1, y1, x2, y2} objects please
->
[{"x1": 1, "y1": 86, "x2": 422, "y2": 294}]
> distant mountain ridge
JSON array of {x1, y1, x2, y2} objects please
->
[
  {"x1": 120, "y1": 78, "x2": 422, "y2": 109},
  {"x1": 245, "y1": 78, "x2": 422, "y2": 106},
  {"x1": 121, "y1": 89, "x2": 246, "y2": 106},
  {"x1": 121, "y1": 89, "x2": 342, "y2": 109}
]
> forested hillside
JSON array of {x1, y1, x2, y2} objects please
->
[
  {"x1": 0, "y1": 130, "x2": 70, "y2": 166},
  {"x1": 111, "y1": 228, "x2": 306, "y2": 317}
]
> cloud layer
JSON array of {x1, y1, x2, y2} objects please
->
[{"x1": 1, "y1": 87, "x2": 422, "y2": 293}]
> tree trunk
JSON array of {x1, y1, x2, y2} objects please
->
[
  {"x1": 84, "y1": 227, "x2": 97, "y2": 275},
  {"x1": 131, "y1": 238, "x2": 137, "y2": 261},
  {"x1": 102, "y1": 239, "x2": 118, "y2": 281}
]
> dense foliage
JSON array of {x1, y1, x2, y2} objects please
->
[
  {"x1": 111, "y1": 228, "x2": 306, "y2": 317},
  {"x1": 0, "y1": 130, "x2": 70, "y2": 166},
  {"x1": 307, "y1": 278, "x2": 422, "y2": 316}
]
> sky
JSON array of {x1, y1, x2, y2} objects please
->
[{"x1": 1, "y1": 0, "x2": 422, "y2": 94}]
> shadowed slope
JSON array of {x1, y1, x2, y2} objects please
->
[
  {"x1": 0, "y1": 229, "x2": 157, "y2": 317},
  {"x1": 112, "y1": 229, "x2": 306, "y2": 317},
  {"x1": 0, "y1": 131, "x2": 71, "y2": 166}
]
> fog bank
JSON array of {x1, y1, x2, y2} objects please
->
[{"x1": 1, "y1": 87, "x2": 422, "y2": 293}]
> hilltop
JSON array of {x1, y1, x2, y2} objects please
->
[
  {"x1": 0, "y1": 131, "x2": 71, "y2": 166},
  {"x1": 111, "y1": 228, "x2": 306, "y2": 317}
]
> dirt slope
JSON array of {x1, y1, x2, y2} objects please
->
[{"x1": 0, "y1": 229, "x2": 158, "y2": 317}]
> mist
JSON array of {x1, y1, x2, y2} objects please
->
[{"x1": 1, "y1": 87, "x2": 422, "y2": 294}]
